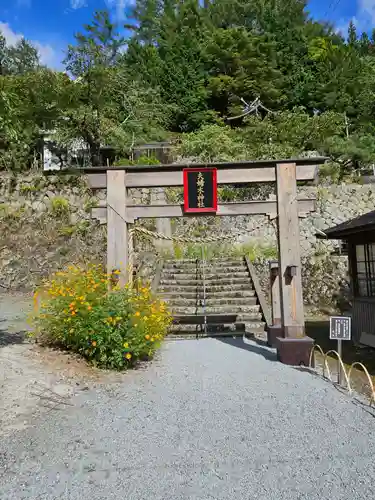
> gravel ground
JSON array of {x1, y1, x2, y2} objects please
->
[
  {"x1": 0, "y1": 294, "x2": 114, "y2": 436},
  {"x1": 1, "y1": 335, "x2": 375, "y2": 500}
]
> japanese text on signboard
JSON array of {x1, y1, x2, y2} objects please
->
[{"x1": 183, "y1": 168, "x2": 217, "y2": 213}]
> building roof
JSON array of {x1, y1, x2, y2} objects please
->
[{"x1": 318, "y1": 210, "x2": 375, "y2": 239}]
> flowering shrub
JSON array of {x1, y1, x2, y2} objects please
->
[{"x1": 31, "y1": 264, "x2": 172, "y2": 370}]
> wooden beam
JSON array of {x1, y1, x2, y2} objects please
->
[
  {"x1": 87, "y1": 165, "x2": 318, "y2": 189},
  {"x1": 276, "y1": 162, "x2": 305, "y2": 338},
  {"x1": 106, "y1": 170, "x2": 128, "y2": 286},
  {"x1": 150, "y1": 188, "x2": 173, "y2": 251},
  {"x1": 269, "y1": 261, "x2": 281, "y2": 326},
  {"x1": 91, "y1": 199, "x2": 316, "y2": 223},
  {"x1": 244, "y1": 256, "x2": 271, "y2": 328}
]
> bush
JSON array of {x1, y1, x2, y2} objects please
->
[
  {"x1": 31, "y1": 264, "x2": 172, "y2": 370},
  {"x1": 50, "y1": 196, "x2": 70, "y2": 218}
]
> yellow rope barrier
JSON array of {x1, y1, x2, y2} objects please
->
[
  {"x1": 309, "y1": 344, "x2": 325, "y2": 370},
  {"x1": 323, "y1": 350, "x2": 350, "y2": 389},
  {"x1": 309, "y1": 344, "x2": 375, "y2": 406},
  {"x1": 347, "y1": 362, "x2": 375, "y2": 406},
  {"x1": 127, "y1": 217, "x2": 270, "y2": 287}
]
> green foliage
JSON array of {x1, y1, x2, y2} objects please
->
[
  {"x1": 50, "y1": 197, "x2": 70, "y2": 218},
  {"x1": 113, "y1": 154, "x2": 161, "y2": 166},
  {"x1": 177, "y1": 124, "x2": 247, "y2": 161},
  {"x1": 31, "y1": 264, "x2": 172, "y2": 370},
  {"x1": 171, "y1": 241, "x2": 278, "y2": 261},
  {"x1": 2, "y1": 4, "x2": 375, "y2": 175}
]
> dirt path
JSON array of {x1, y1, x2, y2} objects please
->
[{"x1": 0, "y1": 294, "x2": 117, "y2": 436}]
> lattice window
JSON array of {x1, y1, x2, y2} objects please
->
[{"x1": 356, "y1": 244, "x2": 375, "y2": 297}]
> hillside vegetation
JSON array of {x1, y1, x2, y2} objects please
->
[{"x1": 1, "y1": 1, "x2": 375, "y2": 178}]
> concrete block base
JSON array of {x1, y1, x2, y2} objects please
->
[{"x1": 276, "y1": 336, "x2": 314, "y2": 367}]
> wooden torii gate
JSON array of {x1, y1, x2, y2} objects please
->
[{"x1": 82, "y1": 157, "x2": 326, "y2": 365}]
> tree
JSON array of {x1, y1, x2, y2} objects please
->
[
  {"x1": 0, "y1": 29, "x2": 39, "y2": 75},
  {"x1": 348, "y1": 20, "x2": 357, "y2": 47},
  {"x1": 64, "y1": 10, "x2": 127, "y2": 163},
  {"x1": 64, "y1": 10, "x2": 125, "y2": 77},
  {"x1": 125, "y1": 0, "x2": 213, "y2": 131},
  {"x1": 204, "y1": 28, "x2": 284, "y2": 118}
]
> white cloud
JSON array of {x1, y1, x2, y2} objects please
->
[
  {"x1": 105, "y1": 0, "x2": 132, "y2": 20},
  {"x1": 0, "y1": 22, "x2": 57, "y2": 67},
  {"x1": 359, "y1": 0, "x2": 375, "y2": 24},
  {"x1": 70, "y1": 0, "x2": 87, "y2": 9},
  {"x1": 334, "y1": 1, "x2": 375, "y2": 38},
  {"x1": 68, "y1": 0, "x2": 131, "y2": 20},
  {"x1": 347, "y1": 0, "x2": 375, "y2": 33}
]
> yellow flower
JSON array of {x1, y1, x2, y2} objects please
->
[
  {"x1": 116, "y1": 316, "x2": 122, "y2": 321},
  {"x1": 123, "y1": 342, "x2": 129, "y2": 348},
  {"x1": 134, "y1": 323, "x2": 138, "y2": 327},
  {"x1": 145, "y1": 334, "x2": 150, "y2": 340},
  {"x1": 125, "y1": 353, "x2": 132, "y2": 360},
  {"x1": 151, "y1": 337, "x2": 155, "y2": 342},
  {"x1": 134, "y1": 311, "x2": 140, "y2": 317}
]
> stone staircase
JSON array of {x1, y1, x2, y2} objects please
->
[{"x1": 157, "y1": 257, "x2": 267, "y2": 338}]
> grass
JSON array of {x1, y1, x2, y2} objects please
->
[{"x1": 165, "y1": 241, "x2": 278, "y2": 261}]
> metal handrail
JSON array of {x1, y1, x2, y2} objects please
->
[{"x1": 201, "y1": 246, "x2": 207, "y2": 336}]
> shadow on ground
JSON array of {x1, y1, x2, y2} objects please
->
[
  {"x1": 214, "y1": 336, "x2": 277, "y2": 362},
  {"x1": 0, "y1": 322, "x2": 27, "y2": 348},
  {"x1": 306, "y1": 320, "x2": 375, "y2": 376}
]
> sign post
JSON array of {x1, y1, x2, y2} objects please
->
[{"x1": 329, "y1": 316, "x2": 351, "y2": 385}]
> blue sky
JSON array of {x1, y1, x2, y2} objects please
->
[{"x1": 0, "y1": 0, "x2": 370, "y2": 69}]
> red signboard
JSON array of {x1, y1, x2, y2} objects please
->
[{"x1": 183, "y1": 168, "x2": 218, "y2": 214}]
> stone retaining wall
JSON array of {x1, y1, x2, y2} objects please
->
[{"x1": 1, "y1": 172, "x2": 372, "y2": 309}]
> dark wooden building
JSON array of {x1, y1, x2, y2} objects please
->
[{"x1": 321, "y1": 210, "x2": 375, "y2": 347}]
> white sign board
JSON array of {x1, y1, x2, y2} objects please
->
[{"x1": 329, "y1": 316, "x2": 351, "y2": 341}]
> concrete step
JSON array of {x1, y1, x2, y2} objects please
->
[
  {"x1": 162, "y1": 265, "x2": 247, "y2": 274},
  {"x1": 159, "y1": 277, "x2": 251, "y2": 287},
  {"x1": 159, "y1": 290, "x2": 256, "y2": 299},
  {"x1": 167, "y1": 331, "x2": 245, "y2": 339},
  {"x1": 169, "y1": 322, "x2": 265, "y2": 336},
  {"x1": 172, "y1": 306, "x2": 261, "y2": 316},
  {"x1": 165, "y1": 297, "x2": 258, "y2": 307},
  {"x1": 160, "y1": 271, "x2": 250, "y2": 281},
  {"x1": 164, "y1": 258, "x2": 244, "y2": 265},
  {"x1": 158, "y1": 283, "x2": 253, "y2": 293},
  {"x1": 163, "y1": 271, "x2": 249, "y2": 279}
]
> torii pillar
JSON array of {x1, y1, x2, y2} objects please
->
[{"x1": 275, "y1": 162, "x2": 313, "y2": 365}]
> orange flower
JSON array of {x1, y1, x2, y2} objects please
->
[
  {"x1": 145, "y1": 334, "x2": 150, "y2": 340},
  {"x1": 134, "y1": 311, "x2": 140, "y2": 317},
  {"x1": 92, "y1": 340, "x2": 97, "y2": 347},
  {"x1": 71, "y1": 311, "x2": 76, "y2": 316},
  {"x1": 87, "y1": 305, "x2": 92, "y2": 311}
]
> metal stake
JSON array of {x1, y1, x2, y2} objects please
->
[{"x1": 337, "y1": 339, "x2": 343, "y2": 385}]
